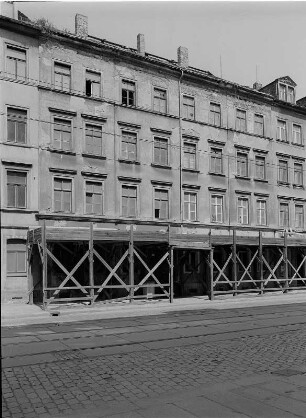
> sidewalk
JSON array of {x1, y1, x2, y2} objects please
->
[{"x1": 2, "y1": 291, "x2": 306, "y2": 327}]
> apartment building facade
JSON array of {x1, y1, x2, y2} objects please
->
[{"x1": 1, "y1": 9, "x2": 305, "y2": 303}]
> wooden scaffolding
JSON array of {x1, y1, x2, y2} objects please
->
[{"x1": 27, "y1": 222, "x2": 306, "y2": 306}]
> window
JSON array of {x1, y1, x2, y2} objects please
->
[
  {"x1": 210, "y1": 148, "x2": 223, "y2": 174},
  {"x1": 154, "y1": 189, "x2": 169, "y2": 220},
  {"x1": 279, "y1": 202, "x2": 289, "y2": 227},
  {"x1": 295, "y1": 205, "x2": 304, "y2": 228},
  {"x1": 279, "y1": 84, "x2": 286, "y2": 101},
  {"x1": 211, "y1": 195, "x2": 224, "y2": 223},
  {"x1": 85, "y1": 181, "x2": 103, "y2": 215},
  {"x1": 54, "y1": 62, "x2": 71, "y2": 91},
  {"x1": 6, "y1": 45, "x2": 26, "y2": 80},
  {"x1": 7, "y1": 108, "x2": 27, "y2": 144},
  {"x1": 122, "y1": 185, "x2": 137, "y2": 217},
  {"x1": 256, "y1": 200, "x2": 267, "y2": 226},
  {"x1": 54, "y1": 118, "x2": 72, "y2": 151},
  {"x1": 183, "y1": 142, "x2": 196, "y2": 170},
  {"x1": 209, "y1": 103, "x2": 221, "y2": 126},
  {"x1": 254, "y1": 156, "x2": 266, "y2": 180},
  {"x1": 85, "y1": 70, "x2": 101, "y2": 98},
  {"x1": 7, "y1": 240, "x2": 26, "y2": 276},
  {"x1": 153, "y1": 88, "x2": 167, "y2": 113},
  {"x1": 122, "y1": 80, "x2": 136, "y2": 106},
  {"x1": 293, "y1": 163, "x2": 303, "y2": 186},
  {"x1": 121, "y1": 131, "x2": 137, "y2": 161},
  {"x1": 182, "y1": 95, "x2": 195, "y2": 120},
  {"x1": 85, "y1": 124, "x2": 102, "y2": 155},
  {"x1": 154, "y1": 137, "x2": 168, "y2": 165},
  {"x1": 7, "y1": 171, "x2": 27, "y2": 208},
  {"x1": 184, "y1": 251, "x2": 200, "y2": 273},
  {"x1": 288, "y1": 87, "x2": 295, "y2": 104},
  {"x1": 236, "y1": 109, "x2": 247, "y2": 132},
  {"x1": 277, "y1": 120, "x2": 287, "y2": 142},
  {"x1": 184, "y1": 192, "x2": 197, "y2": 221},
  {"x1": 278, "y1": 160, "x2": 289, "y2": 183},
  {"x1": 237, "y1": 152, "x2": 248, "y2": 177},
  {"x1": 54, "y1": 178, "x2": 72, "y2": 213},
  {"x1": 254, "y1": 114, "x2": 264, "y2": 136},
  {"x1": 237, "y1": 197, "x2": 249, "y2": 224},
  {"x1": 292, "y1": 124, "x2": 302, "y2": 145}
]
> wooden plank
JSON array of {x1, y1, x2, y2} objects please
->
[
  {"x1": 93, "y1": 249, "x2": 130, "y2": 291},
  {"x1": 134, "y1": 252, "x2": 169, "y2": 293},
  {"x1": 42, "y1": 221, "x2": 47, "y2": 307},
  {"x1": 170, "y1": 247, "x2": 174, "y2": 303},
  {"x1": 232, "y1": 229, "x2": 237, "y2": 296},
  {"x1": 129, "y1": 226, "x2": 134, "y2": 301},
  {"x1": 89, "y1": 223, "x2": 94, "y2": 302},
  {"x1": 210, "y1": 248, "x2": 214, "y2": 300},
  {"x1": 236, "y1": 250, "x2": 259, "y2": 288},
  {"x1": 259, "y1": 231, "x2": 264, "y2": 294},
  {"x1": 283, "y1": 231, "x2": 288, "y2": 293}
]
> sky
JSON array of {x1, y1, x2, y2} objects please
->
[{"x1": 15, "y1": 1, "x2": 306, "y2": 99}]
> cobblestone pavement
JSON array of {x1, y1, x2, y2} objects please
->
[{"x1": 2, "y1": 321, "x2": 306, "y2": 418}]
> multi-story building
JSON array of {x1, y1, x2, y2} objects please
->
[{"x1": 1, "y1": 8, "x2": 305, "y2": 305}]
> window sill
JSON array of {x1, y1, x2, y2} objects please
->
[
  {"x1": 276, "y1": 139, "x2": 289, "y2": 144},
  {"x1": 82, "y1": 153, "x2": 106, "y2": 160},
  {"x1": 278, "y1": 182, "x2": 290, "y2": 187},
  {"x1": 293, "y1": 184, "x2": 304, "y2": 189},
  {"x1": 254, "y1": 178, "x2": 269, "y2": 183},
  {"x1": 48, "y1": 147, "x2": 76, "y2": 156},
  {"x1": 235, "y1": 175, "x2": 251, "y2": 180},
  {"x1": 2, "y1": 141, "x2": 32, "y2": 149},
  {"x1": 1, "y1": 208, "x2": 39, "y2": 214},
  {"x1": 151, "y1": 163, "x2": 172, "y2": 170},
  {"x1": 208, "y1": 172, "x2": 225, "y2": 177},
  {"x1": 118, "y1": 159, "x2": 140, "y2": 165},
  {"x1": 183, "y1": 168, "x2": 200, "y2": 173},
  {"x1": 291, "y1": 143, "x2": 304, "y2": 147}
]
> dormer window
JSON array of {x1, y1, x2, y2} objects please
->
[{"x1": 278, "y1": 83, "x2": 295, "y2": 103}]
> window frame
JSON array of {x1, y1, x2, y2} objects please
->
[
  {"x1": 294, "y1": 204, "x2": 304, "y2": 229},
  {"x1": 6, "y1": 169, "x2": 28, "y2": 209},
  {"x1": 52, "y1": 115, "x2": 73, "y2": 152},
  {"x1": 292, "y1": 124, "x2": 303, "y2": 146},
  {"x1": 53, "y1": 60, "x2": 72, "y2": 92},
  {"x1": 279, "y1": 201, "x2": 290, "y2": 228},
  {"x1": 52, "y1": 176, "x2": 74, "y2": 213},
  {"x1": 6, "y1": 239, "x2": 27, "y2": 277},
  {"x1": 209, "y1": 102, "x2": 221, "y2": 127},
  {"x1": 153, "y1": 186, "x2": 170, "y2": 220},
  {"x1": 254, "y1": 113, "x2": 264, "y2": 136},
  {"x1": 182, "y1": 95, "x2": 195, "y2": 120},
  {"x1": 254, "y1": 155, "x2": 266, "y2": 180},
  {"x1": 153, "y1": 135, "x2": 169, "y2": 166},
  {"x1": 236, "y1": 109, "x2": 247, "y2": 132},
  {"x1": 84, "y1": 179, "x2": 104, "y2": 215},
  {"x1": 277, "y1": 119, "x2": 288, "y2": 142},
  {"x1": 5, "y1": 44, "x2": 27, "y2": 80},
  {"x1": 183, "y1": 140, "x2": 197, "y2": 171},
  {"x1": 256, "y1": 198, "x2": 267, "y2": 226},
  {"x1": 6, "y1": 106, "x2": 28, "y2": 145},
  {"x1": 183, "y1": 191, "x2": 198, "y2": 222},
  {"x1": 210, "y1": 147, "x2": 223, "y2": 175},
  {"x1": 278, "y1": 159, "x2": 289, "y2": 184},
  {"x1": 152, "y1": 87, "x2": 167, "y2": 114},
  {"x1": 84, "y1": 122, "x2": 104, "y2": 156},
  {"x1": 236, "y1": 151, "x2": 249, "y2": 178},
  {"x1": 85, "y1": 69, "x2": 102, "y2": 98},
  {"x1": 121, "y1": 183, "x2": 138, "y2": 218},
  {"x1": 293, "y1": 162, "x2": 304, "y2": 187},
  {"x1": 237, "y1": 196, "x2": 249, "y2": 225},
  {"x1": 121, "y1": 79, "x2": 136, "y2": 106},
  {"x1": 120, "y1": 129, "x2": 138, "y2": 162},
  {"x1": 210, "y1": 194, "x2": 224, "y2": 223}
]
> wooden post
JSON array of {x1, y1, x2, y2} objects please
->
[
  {"x1": 283, "y1": 231, "x2": 288, "y2": 293},
  {"x1": 170, "y1": 247, "x2": 174, "y2": 303},
  {"x1": 259, "y1": 231, "x2": 264, "y2": 295},
  {"x1": 209, "y1": 247, "x2": 214, "y2": 301},
  {"x1": 89, "y1": 223, "x2": 94, "y2": 304},
  {"x1": 232, "y1": 229, "x2": 238, "y2": 296},
  {"x1": 129, "y1": 225, "x2": 134, "y2": 302},
  {"x1": 42, "y1": 221, "x2": 47, "y2": 309}
]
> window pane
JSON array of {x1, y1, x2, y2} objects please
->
[
  {"x1": 7, "y1": 120, "x2": 16, "y2": 142},
  {"x1": 17, "y1": 251, "x2": 26, "y2": 272}
]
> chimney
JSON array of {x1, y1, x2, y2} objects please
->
[
  {"x1": 137, "y1": 34, "x2": 145, "y2": 56},
  {"x1": 177, "y1": 46, "x2": 189, "y2": 68},
  {"x1": 253, "y1": 81, "x2": 263, "y2": 91},
  {"x1": 0, "y1": 1, "x2": 17, "y2": 19},
  {"x1": 75, "y1": 14, "x2": 88, "y2": 38}
]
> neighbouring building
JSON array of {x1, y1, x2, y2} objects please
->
[{"x1": 1, "y1": 6, "x2": 305, "y2": 305}]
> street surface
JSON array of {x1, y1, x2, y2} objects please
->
[{"x1": 2, "y1": 302, "x2": 306, "y2": 418}]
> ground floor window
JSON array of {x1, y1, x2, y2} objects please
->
[{"x1": 7, "y1": 239, "x2": 27, "y2": 276}]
